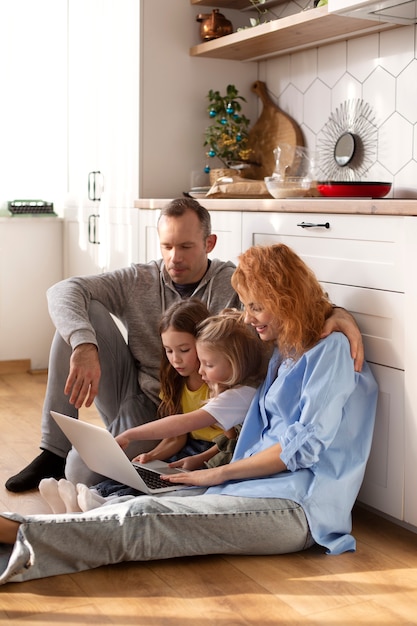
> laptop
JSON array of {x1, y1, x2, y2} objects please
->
[{"x1": 50, "y1": 411, "x2": 188, "y2": 494}]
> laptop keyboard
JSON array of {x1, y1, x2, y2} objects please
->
[{"x1": 134, "y1": 465, "x2": 184, "y2": 490}]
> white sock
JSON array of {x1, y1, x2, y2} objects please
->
[
  {"x1": 39, "y1": 477, "x2": 66, "y2": 514},
  {"x1": 76, "y1": 483, "x2": 108, "y2": 512},
  {"x1": 57, "y1": 479, "x2": 82, "y2": 513}
]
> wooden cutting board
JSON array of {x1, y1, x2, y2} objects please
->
[{"x1": 244, "y1": 81, "x2": 305, "y2": 180}]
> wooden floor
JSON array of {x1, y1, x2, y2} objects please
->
[{"x1": 1, "y1": 372, "x2": 417, "y2": 624}]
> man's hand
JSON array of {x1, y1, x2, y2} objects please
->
[
  {"x1": 64, "y1": 344, "x2": 100, "y2": 409},
  {"x1": 322, "y1": 307, "x2": 364, "y2": 372}
]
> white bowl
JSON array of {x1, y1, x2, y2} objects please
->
[{"x1": 264, "y1": 176, "x2": 312, "y2": 199}]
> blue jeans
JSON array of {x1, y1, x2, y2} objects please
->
[{"x1": 0, "y1": 493, "x2": 314, "y2": 584}]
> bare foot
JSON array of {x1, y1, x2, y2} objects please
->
[{"x1": 0, "y1": 516, "x2": 20, "y2": 544}]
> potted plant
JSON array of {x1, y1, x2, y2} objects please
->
[{"x1": 204, "y1": 84, "x2": 252, "y2": 183}]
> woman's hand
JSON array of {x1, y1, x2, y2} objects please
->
[
  {"x1": 164, "y1": 443, "x2": 286, "y2": 487},
  {"x1": 162, "y1": 466, "x2": 225, "y2": 487},
  {"x1": 161, "y1": 466, "x2": 225, "y2": 487},
  {"x1": 322, "y1": 307, "x2": 364, "y2": 372}
]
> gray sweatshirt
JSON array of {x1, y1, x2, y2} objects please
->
[{"x1": 47, "y1": 259, "x2": 239, "y2": 405}]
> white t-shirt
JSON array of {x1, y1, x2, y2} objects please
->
[{"x1": 204, "y1": 385, "x2": 258, "y2": 430}]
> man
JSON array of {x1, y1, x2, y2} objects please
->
[{"x1": 6, "y1": 198, "x2": 363, "y2": 492}]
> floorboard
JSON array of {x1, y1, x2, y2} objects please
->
[{"x1": 1, "y1": 372, "x2": 417, "y2": 624}]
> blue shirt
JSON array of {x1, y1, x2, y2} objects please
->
[{"x1": 208, "y1": 332, "x2": 378, "y2": 555}]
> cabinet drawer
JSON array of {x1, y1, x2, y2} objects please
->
[
  {"x1": 323, "y1": 283, "x2": 404, "y2": 370},
  {"x1": 210, "y1": 211, "x2": 242, "y2": 267},
  {"x1": 358, "y1": 364, "x2": 404, "y2": 520},
  {"x1": 242, "y1": 212, "x2": 405, "y2": 292}
]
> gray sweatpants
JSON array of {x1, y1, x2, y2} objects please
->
[{"x1": 40, "y1": 301, "x2": 160, "y2": 484}]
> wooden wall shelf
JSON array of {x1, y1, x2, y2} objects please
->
[
  {"x1": 190, "y1": 5, "x2": 398, "y2": 61},
  {"x1": 191, "y1": 0, "x2": 288, "y2": 9}
]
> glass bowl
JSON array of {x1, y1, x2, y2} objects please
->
[{"x1": 264, "y1": 176, "x2": 312, "y2": 199}]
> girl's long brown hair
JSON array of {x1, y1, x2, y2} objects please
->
[
  {"x1": 231, "y1": 244, "x2": 333, "y2": 360},
  {"x1": 158, "y1": 299, "x2": 210, "y2": 418}
]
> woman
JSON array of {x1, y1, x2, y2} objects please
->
[{"x1": 0, "y1": 244, "x2": 377, "y2": 585}]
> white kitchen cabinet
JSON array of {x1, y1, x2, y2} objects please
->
[
  {"x1": 137, "y1": 208, "x2": 242, "y2": 265},
  {"x1": 64, "y1": 208, "x2": 139, "y2": 278},
  {"x1": 66, "y1": 0, "x2": 139, "y2": 212},
  {"x1": 0, "y1": 218, "x2": 63, "y2": 370},
  {"x1": 64, "y1": 0, "x2": 139, "y2": 278},
  {"x1": 241, "y1": 210, "x2": 411, "y2": 522}
]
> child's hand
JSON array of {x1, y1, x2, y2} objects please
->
[
  {"x1": 161, "y1": 466, "x2": 224, "y2": 487},
  {"x1": 132, "y1": 452, "x2": 154, "y2": 464},
  {"x1": 169, "y1": 456, "x2": 205, "y2": 471},
  {"x1": 115, "y1": 433, "x2": 131, "y2": 450}
]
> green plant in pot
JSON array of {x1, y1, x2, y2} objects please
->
[{"x1": 204, "y1": 84, "x2": 252, "y2": 182}]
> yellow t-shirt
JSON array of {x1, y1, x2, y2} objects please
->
[{"x1": 181, "y1": 384, "x2": 224, "y2": 442}]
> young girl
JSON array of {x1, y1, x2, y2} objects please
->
[
  {"x1": 39, "y1": 304, "x2": 267, "y2": 512},
  {"x1": 136, "y1": 297, "x2": 232, "y2": 468}
]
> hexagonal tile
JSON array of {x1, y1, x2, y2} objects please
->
[
  {"x1": 380, "y1": 25, "x2": 415, "y2": 77},
  {"x1": 301, "y1": 124, "x2": 316, "y2": 152},
  {"x1": 378, "y1": 113, "x2": 413, "y2": 174},
  {"x1": 347, "y1": 34, "x2": 379, "y2": 83},
  {"x1": 318, "y1": 41, "x2": 347, "y2": 88},
  {"x1": 290, "y1": 48, "x2": 318, "y2": 93},
  {"x1": 260, "y1": 56, "x2": 291, "y2": 98},
  {"x1": 397, "y1": 60, "x2": 417, "y2": 124},
  {"x1": 414, "y1": 124, "x2": 417, "y2": 161},
  {"x1": 392, "y1": 160, "x2": 417, "y2": 198},
  {"x1": 304, "y1": 79, "x2": 331, "y2": 134},
  {"x1": 363, "y1": 161, "x2": 392, "y2": 188},
  {"x1": 279, "y1": 83, "x2": 304, "y2": 128},
  {"x1": 363, "y1": 67, "x2": 396, "y2": 125},
  {"x1": 331, "y1": 74, "x2": 362, "y2": 111}
]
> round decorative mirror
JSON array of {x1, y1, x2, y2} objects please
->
[
  {"x1": 334, "y1": 132, "x2": 356, "y2": 167},
  {"x1": 317, "y1": 99, "x2": 377, "y2": 181}
]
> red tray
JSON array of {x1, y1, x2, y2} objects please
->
[{"x1": 317, "y1": 181, "x2": 392, "y2": 198}]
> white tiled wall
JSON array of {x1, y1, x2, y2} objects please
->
[{"x1": 257, "y1": 2, "x2": 417, "y2": 198}]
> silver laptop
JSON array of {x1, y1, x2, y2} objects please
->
[{"x1": 50, "y1": 411, "x2": 188, "y2": 494}]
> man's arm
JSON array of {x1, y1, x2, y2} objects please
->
[{"x1": 322, "y1": 307, "x2": 364, "y2": 372}]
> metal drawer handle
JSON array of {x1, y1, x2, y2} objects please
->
[
  {"x1": 297, "y1": 221, "x2": 330, "y2": 229},
  {"x1": 88, "y1": 214, "x2": 100, "y2": 245}
]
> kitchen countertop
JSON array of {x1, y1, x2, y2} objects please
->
[
  {"x1": 0, "y1": 214, "x2": 62, "y2": 222},
  {"x1": 134, "y1": 198, "x2": 417, "y2": 215}
]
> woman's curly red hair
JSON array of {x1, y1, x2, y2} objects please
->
[{"x1": 231, "y1": 244, "x2": 333, "y2": 359}]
